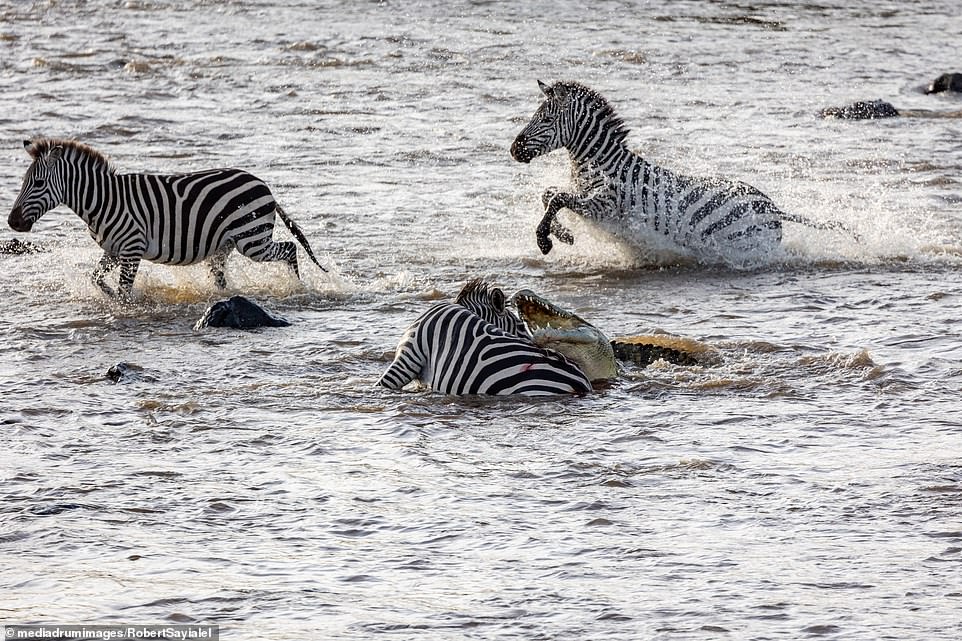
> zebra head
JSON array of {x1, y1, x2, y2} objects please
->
[
  {"x1": 455, "y1": 279, "x2": 530, "y2": 339},
  {"x1": 510, "y1": 80, "x2": 573, "y2": 163},
  {"x1": 511, "y1": 80, "x2": 628, "y2": 163},
  {"x1": 9, "y1": 139, "x2": 65, "y2": 233}
]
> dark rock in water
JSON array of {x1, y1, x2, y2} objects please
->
[
  {"x1": 194, "y1": 295, "x2": 290, "y2": 330},
  {"x1": 0, "y1": 238, "x2": 44, "y2": 254},
  {"x1": 819, "y1": 99, "x2": 900, "y2": 120},
  {"x1": 106, "y1": 362, "x2": 155, "y2": 383},
  {"x1": 106, "y1": 362, "x2": 132, "y2": 382},
  {"x1": 925, "y1": 73, "x2": 962, "y2": 94}
]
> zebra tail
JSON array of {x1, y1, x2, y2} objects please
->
[
  {"x1": 779, "y1": 213, "x2": 862, "y2": 243},
  {"x1": 275, "y1": 205, "x2": 328, "y2": 272}
]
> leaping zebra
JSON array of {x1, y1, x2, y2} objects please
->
[
  {"x1": 378, "y1": 279, "x2": 592, "y2": 396},
  {"x1": 8, "y1": 138, "x2": 326, "y2": 299},
  {"x1": 510, "y1": 80, "x2": 857, "y2": 265}
]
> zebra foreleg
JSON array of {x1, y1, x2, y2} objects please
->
[
  {"x1": 541, "y1": 187, "x2": 561, "y2": 208},
  {"x1": 540, "y1": 188, "x2": 578, "y2": 243},
  {"x1": 536, "y1": 193, "x2": 578, "y2": 255},
  {"x1": 117, "y1": 257, "x2": 141, "y2": 301},
  {"x1": 378, "y1": 337, "x2": 424, "y2": 391},
  {"x1": 91, "y1": 253, "x2": 120, "y2": 298}
]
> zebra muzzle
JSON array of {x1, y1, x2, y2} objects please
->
[
  {"x1": 8, "y1": 207, "x2": 32, "y2": 233},
  {"x1": 510, "y1": 136, "x2": 532, "y2": 163}
]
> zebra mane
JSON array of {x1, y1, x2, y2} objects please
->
[
  {"x1": 455, "y1": 278, "x2": 493, "y2": 306},
  {"x1": 26, "y1": 138, "x2": 116, "y2": 174},
  {"x1": 553, "y1": 81, "x2": 630, "y2": 145}
]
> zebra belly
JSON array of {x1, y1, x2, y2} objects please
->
[
  {"x1": 609, "y1": 185, "x2": 784, "y2": 263},
  {"x1": 142, "y1": 234, "x2": 234, "y2": 266}
]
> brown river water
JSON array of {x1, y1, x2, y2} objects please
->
[{"x1": 1, "y1": 1, "x2": 961, "y2": 639}]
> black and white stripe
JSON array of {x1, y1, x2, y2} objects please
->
[
  {"x1": 8, "y1": 138, "x2": 324, "y2": 298},
  {"x1": 511, "y1": 80, "x2": 855, "y2": 264},
  {"x1": 378, "y1": 280, "x2": 591, "y2": 395}
]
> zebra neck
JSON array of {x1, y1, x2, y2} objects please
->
[
  {"x1": 60, "y1": 164, "x2": 122, "y2": 226},
  {"x1": 569, "y1": 141, "x2": 633, "y2": 177}
]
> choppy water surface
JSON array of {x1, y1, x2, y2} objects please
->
[{"x1": 2, "y1": 1, "x2": 962, "y2": 639}]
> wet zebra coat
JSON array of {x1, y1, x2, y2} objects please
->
[
  {"x1": 378, "y1": 280, "x2": 592, "y2": 396},
  {"x1": 511, "y1": 80, "x2": 854, "y2": 265},
  {"x1": 8, "y1": 138, "x2": 324, "y2": 297}
]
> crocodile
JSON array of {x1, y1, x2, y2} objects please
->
[
  {"x1": 510, "y1": 289, "x2": 714, "y2": 382},
  {"x1": 511, "y1": 289, "x2": 618, "y2": 382}
]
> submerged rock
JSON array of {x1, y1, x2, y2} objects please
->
[
  {"x1": 29, "y1": 503, "x2": 89, "y2": 515},
  {"x1": 105, "y1": 362, "x2": 156, "y2": 383},
  {"x1": 819, "y1": 99, "x2": 900, "y2": 120},
  {"x1": 0, "y1": 238, "x2": 44, "y2": 254},
  {"x1": 194, "y1": 295, "x2": 290, "y2": 330},
  {"x1": 925, "y1": 73, "x2": 962, "y2": 94},
  {"x1": 106, "y1": 362, "x2": 132, "y2": 382}
]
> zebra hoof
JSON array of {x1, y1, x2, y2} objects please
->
[
  {"x1": 537, "y1": 235, "x2": 553, "y2": 255},
  {"x1": 95, "y1": 282, "x2": 117, "y2": 299}
]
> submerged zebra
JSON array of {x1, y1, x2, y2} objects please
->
[
  {"x1": 378, "y1": 279, "x2": 591, "y2": 396},
  {"x1": 510, "y1": 81, "x2": 856, "y2": 266},
  {"x1": 8, "y1": 138, "x2": 325, "y2": 298}
]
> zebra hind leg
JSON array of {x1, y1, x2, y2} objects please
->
[
  {"x1": 243, "y1": 240, "x2": 300, "y2": 279},
  {"x1": 207, "y1": 245, "x2": 233, "y2": 290}
]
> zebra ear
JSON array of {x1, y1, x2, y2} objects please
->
[
  {"x1": 46, "y1": 145, "x2": 64, "y2": 166},
  {"x1": 491, "y1": 288, "x2": 506, "y2": 312},
  {"x1": 538, "y1": 79, "x2": 553, "y2": 97},
  {"x1": 552, "y1": 83, "x2": 570, "y2": 103}
]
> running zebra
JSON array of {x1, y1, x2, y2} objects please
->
[
  {"x1": 8, "y1": 138, "x2": 325, "y2": 298},
  {"x1": 378, "y1": 279, "x2": 592, "y2": 395},
  {"x1": 510, "y1": 80, "x2": 856, "y2": 265}
]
